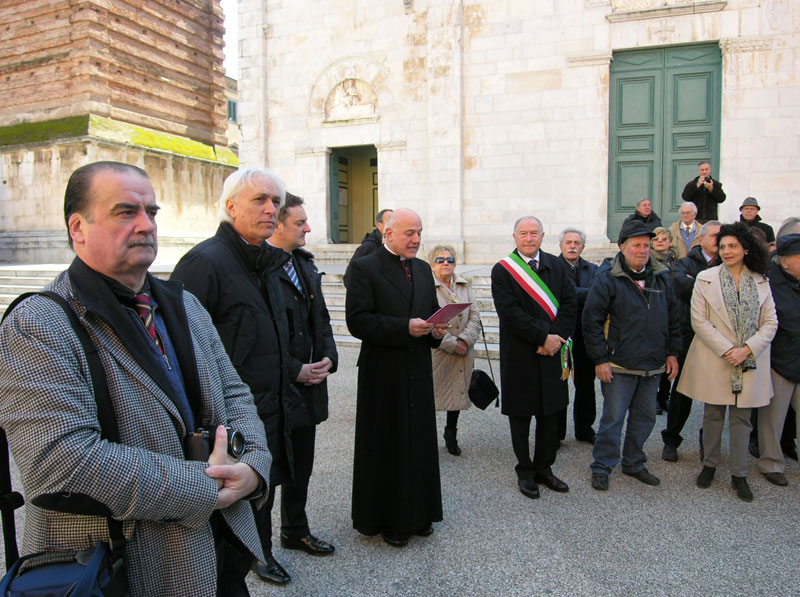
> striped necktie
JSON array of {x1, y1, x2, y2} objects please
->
[
  {"x1": 134, "y1": 292, "x2": 164, "y2": 354},
  {"x1": 284, "y1": 259, "x2": 303, "y2": 294}
]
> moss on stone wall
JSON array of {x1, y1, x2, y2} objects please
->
[
  {"x1": 0, "y1": 115, "x2": 90, "y2": 146},
  {"x1": 0, "y1": 115, "x2": 238, "y2": 166}
]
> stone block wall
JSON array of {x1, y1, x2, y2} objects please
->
[
  {"x1": 238, "y1": 0, "x2": 800, "y2": 262},
  {"x1": 0, "y1": 0, "x2": 227, "y2": 146}
]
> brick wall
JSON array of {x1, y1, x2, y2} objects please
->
[{"x1": 0, "y1": 0, "x2": 227, "y2": 145}]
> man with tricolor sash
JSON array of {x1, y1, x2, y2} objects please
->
[{"x1": 491, "y1": 216, "x2": 577, "y2": 500}]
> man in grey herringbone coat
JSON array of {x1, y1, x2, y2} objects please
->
[{"x1": 0, "y1": 162, "x2": 271, "y2": 596}]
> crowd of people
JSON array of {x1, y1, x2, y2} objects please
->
[{"x1": 0, "y1": 159, "x2": 796, "y2": 596}]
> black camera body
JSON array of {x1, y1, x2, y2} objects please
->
[
  {"x1": 704, "y1": 176, "x2": 712, "y2": 183},
  {"x1": 185, "y1": 426, "x2": 245, "y2": 461}
]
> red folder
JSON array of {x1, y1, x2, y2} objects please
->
[{"x1": 426, "y1": 302, "x2": 472, "y2": 324}]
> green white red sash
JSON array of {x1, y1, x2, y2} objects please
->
[
  {"x1": 499, "y1": 252, "x2": 559, "y2": 320},
  {"x1": 499, "y1": 252, "x2": 573, "y2": 379}
]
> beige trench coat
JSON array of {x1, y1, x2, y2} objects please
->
[
  {"x1": 677, "y1": 265, "x2": 778, "y2": 408},
  {"x1": 432, "y1": 273, "x2": 481, "y2": 411}
]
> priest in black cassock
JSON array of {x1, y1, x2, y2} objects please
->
[{"x1": 345, "y1": 208, "x2": 446, "y2": 547}]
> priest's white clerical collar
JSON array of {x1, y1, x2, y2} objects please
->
[{"x1": 384, "y1": 243, "x2": 406, "y2": 260}]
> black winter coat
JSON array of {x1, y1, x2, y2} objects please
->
[
  {"x1": 170, "y1": 222, "x2": 295, "y2": 485},
  {"x1": 671, "y1": 245, "x2": 718, "y2": 347},
  {"x1": 558, "y1": 254, "x2": 597, "y2": 344},
  {"x1": 623, "y1": 210, "x2": 662, "y2": 232},
  {"x1": 345, "y1": 247, "x2": 443, "y2": 535},
  {"x1": 740, "y1": 215, "x2": 776, "y2": 243},
  {"x1": 343, "y1": 229, "x2": 382, "y2": 289},
  {"x1": 583, "y1": 253, "x2": 682, "y2": 372},
  {"x1": 768, "y1": 260, "x2": 800, "y2": 383},
  {"x1": 682, "y1": 176, "x2": 726, "y2": 221},
  {"x1": 491, "y1": 250, "x2": 577, "y2": 417},
  {"x1": 275, "y1": 248, "x2": 338, "y2": 428}
]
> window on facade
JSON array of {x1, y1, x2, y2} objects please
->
[{"x1": 227, "y1": 99, "x2": 238, "y2": 123}]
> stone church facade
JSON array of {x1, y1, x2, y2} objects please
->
[{"x1": 237, "y1": 0, "x2": 799, "y2": 262}]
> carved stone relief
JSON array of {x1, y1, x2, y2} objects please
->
[{"x1": 324, "y1": 79, "x2": 377, "y2": 122}]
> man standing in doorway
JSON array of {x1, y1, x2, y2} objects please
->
[{"x1": 682, "y1": 161, "x2": 726, "y2": 223}]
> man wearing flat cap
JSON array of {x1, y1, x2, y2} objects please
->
[
  {"x1": 756, "y1": 229, "x2": 800, "y2": 486},
  {"x1": 739, "y1": 197, "x2": 775, "y2": 243},
  {"x1": 582, "y1": 220, "x2": 681, "y2": 491}
]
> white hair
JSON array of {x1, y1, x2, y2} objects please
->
[
  {"x1": 680, "y1": 201, "x2": 698, "y2": 214},
  {"x1": 218, "y1": 167, "x2": 286, "y2": 223},
  {"x1": 513, "y1": 216, "x2": 543, "y2": 234},
  {"x1": 559, "y1": 227, "x2": 586, "y2": 244}
]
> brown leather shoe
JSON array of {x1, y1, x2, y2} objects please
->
[{"x1": 761, "y1": 471, "x2": 788, "y2": 487}]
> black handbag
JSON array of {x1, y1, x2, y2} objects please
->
[
  {"x1": 0, "y1": 292, "x2": 128, "y2": 596},
  {"x1": 468, "y1": 320, "x2": 499, "y2": 410}
]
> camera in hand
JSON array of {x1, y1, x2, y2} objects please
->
[
  {"x1": 185, "y1": 426, "x2": 245, "y2": 461},
  {"x1": 704, "y1": 176, "x2": 712, "y2": 183}
]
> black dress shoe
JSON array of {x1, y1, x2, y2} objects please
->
[
  {"x1": 280, "y1": 533, "x2": 335, "y2": 556},
  {"x1": 251, "y1": 555, "x2": 291, "y2": 585},
  {"x1": 662, "y1": 444, "x2": 678, "y2": 462},
  {"x1": 623, "y1": 467, "x2": 660, "y2": 486},
  {"x1": 534, "y1": 471, "x2": 569, "y2": 493},
  {"x1": 518, "y1": 478, "x2": 540, "y2": 499},
  {"x1": 414, "y1": 526, "x2": 433, "y2": 537},
  {"x1": 380, "y1": 531, "x2": 409, "y2": 547}
]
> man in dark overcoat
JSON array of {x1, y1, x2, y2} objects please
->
[
  {"x1": 267, "y1": 192, "x2": 338, "y2": 555},
  {"x1": 681, "y1": 161, "x2": 726, "y2": 223},
  {"x1": 491, "y1": 216, "x2": 577, "y2": 500},
  {"x1": 345, "y1": 208, "x2": 446, "y2": 547},
  {"x1": 557, "y1": 227, "x2": 598, "y2": 444},
  {"x1": 171, "y1": 167, "x2": 297, "y2": 585}
]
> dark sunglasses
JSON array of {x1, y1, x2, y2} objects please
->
[{"x1": 434, "y1": 257, "x2": 455, "y2": 264}]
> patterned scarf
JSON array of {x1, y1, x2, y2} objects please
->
[{"x1": 719, "y1": 266, "x2": 759, "y2": 394}]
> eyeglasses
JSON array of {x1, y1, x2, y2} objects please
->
[{"x1": 434, "y1": 257, "x2": 455, "y2": 264}]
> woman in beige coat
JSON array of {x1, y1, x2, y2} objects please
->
[
  {"x1": 429, "y1": 245, "x2": 481, "y2": 456},
  {"x1": 678, "y1": 222, "x2": 777, "y2": 501}
]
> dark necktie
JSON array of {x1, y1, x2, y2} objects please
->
[
  {"x1": 401, "y1": 259, "x2": 413, "y2": 286},
  {"x1": 529, "y1": 259, "x2": 539, "y2": 272},
  {"x1": 283, "y1": 259, "x2": 303, "y2": 294},
  {"x1": 134, "y1": 292, "x2": 164, "y2": 354}
]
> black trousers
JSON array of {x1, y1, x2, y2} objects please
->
[
  {"x1": 509, "y1": 413, "x2": 559, "y2": 480},
  {"x1": 557, "y1": 339, "x2": 596, "y2": 440},
  {"x1": 212, "y1": 512, "x2": 251, "y2": 596},
  {"x1": 661, "y1": 352, "x2": 691, "y2": 448},
  {"x1": 253, "y1": 424, "x2": 317, "y2": 553}
]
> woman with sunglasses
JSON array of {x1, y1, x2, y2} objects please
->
[
  {"x1": 428, "y1": 245, "x2": 481, "y2": 456},
  {"x1": 678, "y1": 222, "x2": 777, "y2": 501}
]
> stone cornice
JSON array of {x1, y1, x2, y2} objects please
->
[
  {"x1": 719, "y1": 36, "x2": 774, "y2": 53},
  {"x1": 567, "y1": 51, "x2": 613, "y2": 67},
  {"x1": 606, "y1": 1, "x2": 726, "y2": 23}
]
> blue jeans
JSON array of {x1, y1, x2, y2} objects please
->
[{"x1": 590, "y1": 373, "x2": 661, "y2": 476}]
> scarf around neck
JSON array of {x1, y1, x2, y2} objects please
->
[{"x1": 719, "y1": 266, "x2": 759, "y2": 394}]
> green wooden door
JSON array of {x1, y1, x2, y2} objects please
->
[{"x1": 608, "y1": 44, "x2": 721, "y2": 241}]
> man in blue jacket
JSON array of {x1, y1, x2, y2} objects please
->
[{"x1": 583, "y1": 220, "x2": 681, "y2": 491}]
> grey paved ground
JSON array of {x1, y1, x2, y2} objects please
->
[
  {"x1": 246, "y1": 346, "x2": 800, "y2": 596},
  {"x1": 3, "y1": 344, "x2": 798, "y2": 595}
]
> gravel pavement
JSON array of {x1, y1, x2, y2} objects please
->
[{"x1": 246, "y1": 346, "x2": 800, "y2": 596}]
